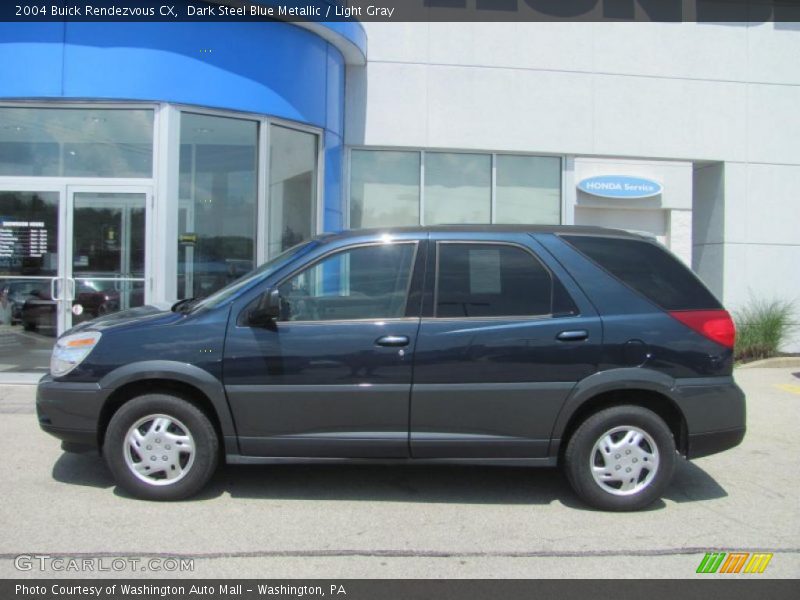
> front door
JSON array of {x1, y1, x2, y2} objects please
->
[{"x1": 223, "y1": 239, "x2": 424, "y2": 458}]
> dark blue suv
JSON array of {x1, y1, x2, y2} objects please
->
[{"x1": 37, "y1": 226, "x2": 745, "y2": 510}]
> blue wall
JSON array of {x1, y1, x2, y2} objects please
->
[{"x1": 0, "y1": 20, "x2": 353, "y2": 231}]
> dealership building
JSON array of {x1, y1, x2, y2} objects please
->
[{"x1": 1, "y1": 6, "x2": 799, "y2": 374}]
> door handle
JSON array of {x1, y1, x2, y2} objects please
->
[
  {"x1": 557, "y1": 330, "x2": 589, "y2": 342},
  {"x1": 50, "y1": 277, "x2": 60, "y2": 301},
  {"x1": 375, "y1": 335, "x2": 410, "y2": 347},
  {"x1": 65, "y1": 278, "x2": 76, "y2": 301}
]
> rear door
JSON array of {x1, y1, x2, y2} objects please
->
[{"x1": 410, "y1": 232, "x2": 602, "y2": 458}]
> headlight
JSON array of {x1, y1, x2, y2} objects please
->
[{"x1": 50, "y1": 331, "x2": 102, "y2": 377}]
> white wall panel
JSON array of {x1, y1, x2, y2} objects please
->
[
  {"x1": 747, "y1": 21, "x2": 800, "y2": 85},
  {"x1": 425, "y1": 66, "x2": 594, "y2": 154},
  {"x1": 743, "y1": 163, "x2": 800, "y2": 245},
  {"x1": 592, "y1": 75, "x2": 747, "y2": 161},
  {"x1": 362, "y1": 22, "x2": 430, "y2": 63},
  {"x1": 722, "y1": 162, "x2": 749, "y2": 244},
  {"x1": 746, "y1": 83, "x2": 800, "y2": 165},
  {"x1": 592, "y1": 22, "x2": 748, "y2": 82},
  {"x1": 425, "y1": 22, "x2": 595, "y2": 73},
  {"x1": 346, "y1": 62, "x2": 428, "y2": 147}
]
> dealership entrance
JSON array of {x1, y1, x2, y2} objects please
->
[{"x1": 0, "y1": 184, "x2": 151, "y2": 373}]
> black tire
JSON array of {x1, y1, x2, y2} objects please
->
[
  {"x1": 104, "y1": 393, "x2": 218, "y2": 500},
  {"x1": 564, "y1": 405, "x2": 676, "y2": 511}
]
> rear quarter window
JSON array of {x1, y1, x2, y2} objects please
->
[{"x1": 561, "y1": 235, "x2": 721, "y2": 311}]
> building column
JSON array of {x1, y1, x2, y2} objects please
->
[
  {"x1": 152, "y1": 104, "x2": 180, "y2": 304},
  {"x1": 668, "y1": 209, "x2": 692, "y2": 267}
]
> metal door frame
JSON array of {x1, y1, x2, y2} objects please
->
[{"x1": 64, "y1": 184, "x2": 153, "y2": 332}]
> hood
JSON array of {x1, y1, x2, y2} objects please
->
[{"x1": 67, "y1": 302, "x2": 181, "y2": 335}]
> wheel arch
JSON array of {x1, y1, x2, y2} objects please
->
[
  {"x1": 550, "y1": 369, "x2": 688, "y2": 461},
  {"x1": 96, "y1": 361, "x2": 238, "y2": 455}
]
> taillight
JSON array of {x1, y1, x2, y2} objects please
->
[{"x1": 668, "y1": 309, "x2": 736, "y2": 348}]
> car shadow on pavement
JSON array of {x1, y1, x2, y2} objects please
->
[
  {"x1": 51, "y1": 452, "x2": 727, "y2": 509},
  {"x1": 51, "y1": 450, "x2": 115, "y2": 490}
]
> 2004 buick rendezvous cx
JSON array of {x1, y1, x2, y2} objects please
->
[{"x1": 37, "y1": 226, "x2": 745, "y2": 511}]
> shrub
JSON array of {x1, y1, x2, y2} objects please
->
[{"x1": 733, "y1": 299, "x2": 796, "y2": 362}]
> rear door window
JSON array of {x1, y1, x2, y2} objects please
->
[
  {"x1": 562, "y1": 235, "x2": 721, "y2": 310},
  {"x1": 435, "y1": 243, "x2": 558, "y2": 318}
]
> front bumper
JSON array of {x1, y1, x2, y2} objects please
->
[
  {"x1": 674, "y1": 376, "x2": 746, "y2": 459},
  {"x1": 36, "y1": 375, "x2": 109, "y2": 451}
]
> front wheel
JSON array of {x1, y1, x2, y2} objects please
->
[
  {"x1": 104, "y1": 394, "x2": 219, "y2": 500},
  {"x1": 564, "y1": 405, "x2": 676, "y2": 511}
]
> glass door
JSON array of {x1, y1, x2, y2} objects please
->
[
  {"x1": 64, "y1": 187, "x2": 150, "y2": 331},
  {"x1": 0, "y1": 189, "x2": 62, "y2": 372}
]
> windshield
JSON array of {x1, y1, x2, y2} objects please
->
[{"x1": 186, "y1": 240, "x2": 318, "y2": 312}]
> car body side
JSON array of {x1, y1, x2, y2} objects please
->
[{"x1": 36, "y1": 228, "x2": 745, "y2": 465}]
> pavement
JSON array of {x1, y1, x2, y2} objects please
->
[
  {"x1": 0, "y1": 325, "x2": 53, "y2": 374},
  {"x1": 0, "y1": 367, "x2": 798, "y2": 579}
]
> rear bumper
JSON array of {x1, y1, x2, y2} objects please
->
[
  {"x1": 674, "y1": 377, "x2": 746, "y2": 459},
  {"x1": 36, "y1": 375, "x2": 108, "y2": 451},
  {"x1": 688, "y1": 427, "x2": 746, "y2": 459}
]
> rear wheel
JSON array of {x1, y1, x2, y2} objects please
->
[
  {"x1": 104, "y1": 394, "x2": 218, "y2": 500},
  {"x1": 564, "y1": 405, "x2": 676, "y2": 511}
]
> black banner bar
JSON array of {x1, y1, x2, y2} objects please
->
[
  {"x1": 3, "y1": 580, "x2": 800, "y2": 600},
  {"x1": 2, "y1": 0, "x2": 800, "y2": 22}
]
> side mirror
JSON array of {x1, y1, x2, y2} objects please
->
[{"x1": 247, "y1": 289, "x2": 281, "y2": 327}]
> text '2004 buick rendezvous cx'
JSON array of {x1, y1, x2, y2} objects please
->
[{"x1": 37, "y1": 226, "x2": 745, "y2": 511}]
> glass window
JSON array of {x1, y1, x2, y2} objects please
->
[
  {"x1": 348, "y1": 149, "x2": 563, "y2": 228},
  {"x1": 495, "y1": 155, "x2": 561, "y2": 224},
  {"x1": 563, "y1": 236, "x2": 721, "y2": 311},
  {"x1": 193, "y1": 240, "x2": 318, "y2": 312},
  {"x1": 178, "y1": 113, "x2": 258, "y2": 299},
  {"x1": 436, "y1": 244, "x2": 553, "y2": 318},
  {"x1": 0, "y1": 191, "x2": 59, "y2": 277},
  {"x1": 425, "y1": 153, "x2": 491, "y2": 225},
  {"x1": 268, "y1": 125, "x2": 317, "y2": 258},
  {"x1": 72, "y1": 192, "x2": 146, "y2": 279},
  {"x1": 277, "y1": 243, "x2": 416, "y2": 322},
  {"x1": 350, "y1": 150, "x2": 420, "y2": 228},
  {"x1": 0, "y1": 107, "x2": 153, "y2": 177}
]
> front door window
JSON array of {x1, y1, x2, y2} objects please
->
[{"x1": 276, "y1": 243, "x2": 417, "y2": 322}]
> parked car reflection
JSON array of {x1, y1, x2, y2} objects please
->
[
  {"x1": 0, "y1": 279, "x2": 44, "y2": 325},
  {"x1": 20, "y1": 280, "x2": 144, "y2": 334}
]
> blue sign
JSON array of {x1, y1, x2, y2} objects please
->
[{"x1": 578, "y1": 175, "x2": 663, "y2": 199}]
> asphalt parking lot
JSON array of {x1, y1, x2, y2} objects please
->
[{"x1": 0, "y1": 367, "x2": 798, "y2": 579}]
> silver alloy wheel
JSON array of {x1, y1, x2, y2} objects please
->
[
  {"x1": 590, "y1": 425, "x2": 660, "y2": 496},
  {"x1": 123, "y1": 414, "x2": 196, "y2": 486}
]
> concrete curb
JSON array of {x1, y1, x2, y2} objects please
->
[{"x1": 737, "y1": 356, "x2": 800, "y2": 369}]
